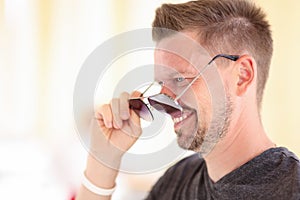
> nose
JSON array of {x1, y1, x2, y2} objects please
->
[{"x1": 160, "y1": 85, "x2": 177, "y2": 99}]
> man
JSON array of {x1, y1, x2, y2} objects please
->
[{"x1": 76, "y1": 0, "x2": 300, "y2": 199}]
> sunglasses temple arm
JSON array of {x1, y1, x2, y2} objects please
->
[
  {"x1": 174, "y1": 62, "x2": 212, "y2": 101},
  {"x1": 174, "y1": 54, "x2": 240, "y2": 101}
]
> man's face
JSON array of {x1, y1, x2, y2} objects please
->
[
  {"x1": 153, "y1": 35, "x2": 234, "y2": 153},
  {"x1": 154, "y1": 48, "x2": 213, "y2": 151}
]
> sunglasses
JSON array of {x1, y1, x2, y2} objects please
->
[{"x1": 129, "y1": 54, "x2": 239, "y2": 121}]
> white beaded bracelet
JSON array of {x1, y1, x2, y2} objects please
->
[{"x1": 82, "y1": 172, "x2": 116, "y2": 196}]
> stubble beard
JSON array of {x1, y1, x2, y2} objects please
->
[
  {"x1": 175, "y1": 109, "x2": 205, "y2": 151},
  {"x1": 175, "y1": 96, "x2": 233, "y2": 152}
]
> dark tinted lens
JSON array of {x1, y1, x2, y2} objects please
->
[
  {"x1": 148, "y1": 98, "x2": 181, "y2": 114},
  {"x1": 129, "y1": 99, "x2": 153, "y2": 121}
]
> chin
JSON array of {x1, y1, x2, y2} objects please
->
[
  {"x1": 177, "y1": 134, "x2": 197, "y2": 150},
  {"x1": 175, "y1": 120, "x2": 206, "y2": 151},
  {"x1": 172, "y1": 107, "x2": 210, "y2": 151}
]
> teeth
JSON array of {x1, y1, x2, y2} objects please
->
[{"x1": 173, "y1": 114, "x2": 188, "y2": 123}]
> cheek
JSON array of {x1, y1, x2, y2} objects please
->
[
  {"x1": 196, "y1": 86, "x2": 212, "y2": 123},
  {"x1": 219, "y1": 69, "x2": 236, "y2": 96},
  {"x1": 190, "y1": 82, "x2": 213, "y2": 125},
  {"x1": 180, "y1": 81, "x2": 212, "y2": 114},
  {"x1": 192, "y1": 81, "x2": 211, "y2": 109}
]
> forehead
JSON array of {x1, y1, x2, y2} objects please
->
[
  {"x1": 154, "y1": 49, "x2": 196, "y2": 75},
  {"x1": 153, "y1": 32, "x2": 212, "y2": 78},
  {"x1": 154, "y1": 48, "x2": 211, "y2": 80}
]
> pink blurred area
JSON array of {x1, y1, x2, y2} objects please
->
[{"x1": 0, "y1": 137, "x2": 84, "y2": 199}]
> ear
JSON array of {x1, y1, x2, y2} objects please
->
[{"x1": 235, "y1": 55, "x2": 255, "y2": 96}]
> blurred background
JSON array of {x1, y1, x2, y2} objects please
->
[{"x1": 0, "y1": 0, "x2": 299, "y2": 199}]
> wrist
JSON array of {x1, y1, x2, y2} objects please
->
[
  {"x1": 85, "y1": 155, "x2": 120, "y2": 188},
  {"x1": 82, "y1": 171, "x2": 116, "y2": 196}
]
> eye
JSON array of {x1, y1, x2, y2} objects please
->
[
  {"x1": 175, "y1": 77, "x2": 185, "y2": 82},
  {"x1": 174, "y1": 77, "x2": 188, "y2": 87}
]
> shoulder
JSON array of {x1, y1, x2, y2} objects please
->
[
  {"x1": 267, "y1": 147, "x2": 299, "y2": 173},
  {"x1": 262, "y1": 147, "x2": 300, "y2": 199},
  {"x1": 244, "y1": 147, "x2": 300, "y2": 182},
  {"x1": 249, "y1": 147, "x2": 300, "y2": 199},
  {"x1": 212, "y1": 147, "x2": 300, "y2": 200},
  {"x1": 274, "y1": 147, "x2": 300, "y2": 183}
]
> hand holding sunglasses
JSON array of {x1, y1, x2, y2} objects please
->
[{"x1": 94, "y1": 91, "x2": 143, "y2": 154}]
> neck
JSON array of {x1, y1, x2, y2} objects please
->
[{"x1": 203, "y1": 105, "x2": 275, "y2": 183}]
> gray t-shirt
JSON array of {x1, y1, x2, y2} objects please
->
[{"x1": 146, "y1": 147, "x2": 300, "y2": 200}]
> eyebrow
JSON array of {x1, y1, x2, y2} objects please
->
[
  {"x1": 155, "y1": 64, "x2": 199, "y2": 80},
  {"x1": 169, "y1": 71, "x2": 198, "y2": 77}
]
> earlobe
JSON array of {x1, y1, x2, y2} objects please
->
[{"x1": 236, "y1": 56, "x2": 255, "y2": 96}]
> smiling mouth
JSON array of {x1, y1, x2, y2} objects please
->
[{"x1": 171, "y1": 110, "x2": 193, "y2": 125}]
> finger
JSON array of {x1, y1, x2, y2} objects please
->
[
  {"x1": 110, "y1": 98, "x2": 123, "y2": 129},
  {"x1": 128, "y1": 109, "x2": 142, "y2": 138},
  {"x1": 97, "y1": 104, "x2": 113, "y2": 128},
  {"x1": 119, "y1": 92, "x2": 130, "y2": 120},
  {"x1": 130, "y1": 90, "x2": 142, "y2": 98}
]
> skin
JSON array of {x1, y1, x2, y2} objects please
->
[
  {"x1": 76, "y1": 31, "x2": 275, "y2": 199},
  {"x1": 154, "y1": 49, "x2": 211, "y2": 152}
]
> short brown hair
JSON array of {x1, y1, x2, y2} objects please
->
[{"x1": 152, "y1": 0, "x2": 273, "y2": 109}]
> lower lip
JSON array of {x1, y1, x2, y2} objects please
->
[{"x1": 174, "y1": 113, "x2": 193, "y2": 129}]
